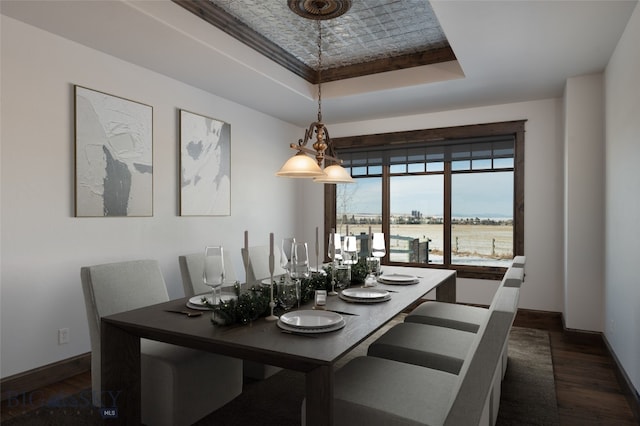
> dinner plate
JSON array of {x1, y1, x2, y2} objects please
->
[
  {"x1": 277, "y1": 318, "x2": 346, "y2": 334},
  {"x1": 341, "y1": 288, "x2": 390, "y2": 300},
  {"x1": 260, "y1": 277, "x2": 283, "y2": 286},
  {"x1": 279, "y1": 310, "x2": 343, "y2": 329},
  {"x1": 187, "y1": 294, "x2": 236, "y2": 310},
  {"x1": 309, "y1": 266, "x2": 328, "y2": 275},
  {"x1": 339, "y1": 293, "x2": 391, "y2": 303},
  {"x1": 377, "y1": 273, "x2": 420, "y2": 285}
]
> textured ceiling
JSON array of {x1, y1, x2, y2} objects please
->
[{"x1": 175, "y1": 0, "x2": 455, "y2": 82}]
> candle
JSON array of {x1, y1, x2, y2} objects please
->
[
  {"x1": 315, "y1": 226, "x2": 320, "y2": 269},
  {"x1": 269, "y1": 232, "x2": 274, "y2": 257},
  {"x1": 242, "y1": 230, "x2": 250, "y2": 277}
]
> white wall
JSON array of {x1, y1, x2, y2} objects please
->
[
  {"x1": 563, "y1": 74, "x2": 605, "y2": 331},
  {"x1": 300, "y1": 98, "x2": 566, "y2": 313},
  {"x1": 604, "y1": 2, "x2": 640, "y2": 396},
  {"x1": 0, "y1": 16, "x2": 302, "y2": 378}
]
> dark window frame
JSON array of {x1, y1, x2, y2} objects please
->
[{"x1": 323, "y1": 120, "x2": 525, "y2": 280}]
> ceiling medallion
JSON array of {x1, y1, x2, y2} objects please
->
[{"x1": 287, "y1": 0, "x2": 352, "y2": 20}]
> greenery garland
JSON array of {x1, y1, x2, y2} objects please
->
[{"x1": 205, "y1": 258, "x2": 370, "y2": 326}]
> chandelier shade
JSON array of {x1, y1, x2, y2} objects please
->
[
  {"x1": 275, "y1": 151, "x2": 324, "y2": 177},
  {"x1": 313, "y1": 164, "x2": 355, "y2": 183}
]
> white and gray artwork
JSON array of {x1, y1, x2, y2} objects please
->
[
  {"x1": 180, "y1": 110, "x2": 231, "y2": 216},
  {"x1": 75, "y1": 86, "x2": 153, "y2": 217}
]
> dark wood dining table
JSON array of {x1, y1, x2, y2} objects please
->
[{"x1": 101, "y1": 266, "x2": 456, "y2": 426}]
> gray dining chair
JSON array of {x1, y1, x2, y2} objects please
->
[
  {"x1": 179, "y1": 250, "x2": 239, "y2": 297},
  {"x1": 241, "y1": 245, "x2": 288, "y2": 284},
  {"x1": 81, "y1": 259, "x2": 243, "y2": 426}
]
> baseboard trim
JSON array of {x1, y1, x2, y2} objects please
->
[
  {"x1": 0, "y1": 353, "x2": 90, "y2": 401},
  {"x1": 602, "y1": 335, "x2": 640, "y2": 423}
]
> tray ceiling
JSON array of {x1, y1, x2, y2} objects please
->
[{"x1": 173, "y1": 0, "x2": 456, "y2": 83}]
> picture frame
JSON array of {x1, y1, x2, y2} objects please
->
[
  {"x1": 179, "y1": 109, "x2": 231, "y2": 216},
  {"x1": 74, "y1": 85, "x2": 153, "y2": 217}
]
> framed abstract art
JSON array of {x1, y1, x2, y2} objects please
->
[
  {"x1": 74, "y1": 85, "x2": 153, "y2": 217},
  {"x1": 179, "y1": 109, "x2": 231, "y2": 216}
]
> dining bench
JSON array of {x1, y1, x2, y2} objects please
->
[{"x1": 311, "y1": 286, "x2": 520, "y2": 426}]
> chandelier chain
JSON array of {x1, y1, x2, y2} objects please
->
[{"x1": 317, "y1": 19, "x2": 323, "y2": 123}]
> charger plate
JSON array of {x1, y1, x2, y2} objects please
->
[
  {"x1": 277, "y1": 319, "x2": 345, "y2": 334},
  {"x1": 377, "y1": 273, "x2": 419, "y2": 285},
  {"x1": 341, "y1": 288, "x2": 390, "y2": 300},
  {"x1": 279, "y1": 310, "x2": 343, "y2": 329}
]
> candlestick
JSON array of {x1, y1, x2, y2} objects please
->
[
  {"x1": 242, "y1": 230, "x2": 249, "y2": 280},
  {"x1": 329, "y1": 228, "x2": 338, "y2": 295},
  {"x1": 266, "y1": 232, "x2": 278, "y2": 321},
  {"x1": 315, "y1": 226, "x2": 319, "y2": 270}
]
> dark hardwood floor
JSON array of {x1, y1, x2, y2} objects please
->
[
  {"x1": 512, "y1": 310, "x2": 638, "y2": 425},
  {"x1": 2, "y1": 310, "x2": 638, "y2": 425}
]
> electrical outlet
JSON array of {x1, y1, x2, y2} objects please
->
[{"x1": 58, "y1": 328, "x2": 69, "y2": 345}]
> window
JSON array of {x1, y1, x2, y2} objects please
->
[{"x1": 324, "y1": 121, "x2": 525, "y2": 280}]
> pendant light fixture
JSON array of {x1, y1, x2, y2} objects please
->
[{"x1": 276, "y1": 0, "x2": 354, "y2": 184}]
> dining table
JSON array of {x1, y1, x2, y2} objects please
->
[{"x1": 100, "y1": 266, "x2": 456, "y2": 426}]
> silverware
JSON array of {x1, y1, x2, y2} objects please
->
[
  {"x1": 325, "y1": 309, "x2": 359, "y2": 316},
  {"x1": 280, "y1": 330, "x2": 318, "y2": 338},
  {"x1": 164, "y1": 310, "x2": 203, "y2": 317}
]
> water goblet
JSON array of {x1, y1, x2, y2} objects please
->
[
  {"x1": 290, "y1": 242, "x2": 310, "y2": 308},
  {"x1": 281, "y1": 237, "x2": 295, "y2": 273},
  {"x1": 372, "y1": 232, "x2": 386, "y2": 274},
  {"x1": 203, "y1": 246, "x2": 225, "y2": 320},
  {"x1": 343, "y1": 235, "x2": 357, "y2": 266}
]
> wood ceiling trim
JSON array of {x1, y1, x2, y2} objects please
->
[
  {"x1": 173, "y1": 0, "x2": 315, "y2": 82},
  {"x1": 321, "y1": 46, "x2": 456, "y2": 83}
]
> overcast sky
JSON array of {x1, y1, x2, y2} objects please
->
[{"x1": 337, "y1": 172, "x2": 514, "y2": 218}]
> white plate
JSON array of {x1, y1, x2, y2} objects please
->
[
  {"x1": 261, "y1": 277, "x2": 283, "y2": 286},
  {"x1": 279, "y1": 310, "x2": 343, "y2": 329},
  {"x1": 277, "y1": 318, "x2": 345, "y2": 334},
  {"x1": 187, "y1": 294, "x2": 236, "y2": 310},
  {"x1": 377, "y1": 273, "x2": 419, "y2": 285},
  {"x1": 339, "y1": 293, "x2": 391, "y2": 304},
  {"x1": 341, "y1": 288, "x2": 390, "y2": 300},
  {"x1": 309, "y1": 266, "x2": 328, "y2": 275}
]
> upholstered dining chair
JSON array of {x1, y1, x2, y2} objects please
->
[
  {"x1": 179, "y1": 250, "x2": 239, "y2": 297},
  {"x1": 241, "y1": 244, "x2": 288, "y2": 284},
  {"x1": 81, "y1": 259, "x2": 243, "y2": 426}
]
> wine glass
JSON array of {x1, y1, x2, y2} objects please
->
[
  {"x1": 372, "y1": 233, "x2": 386, "y2": 274},
  {"x1": 333, "y1": 233, "x2": 343, "y2": 264},
  {"x1": 281, "y1": 237, "x2": 295, "y2": 274},
  {"x1": 365, "y1": 231, "x2": 376, "y2": 277},
  {"x1": 343, "y1": 235, "x2": 357, "y2": 266},
  {"x1": 289, "y1": 242, "x2": 310, "y2": 308},
  {"x1": 203, "y1": 246, "x2": 225, "y2": 308}
]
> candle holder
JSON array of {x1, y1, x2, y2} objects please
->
[{"x1": 266, "y1": 233, "x2": 278, "y2": 321}]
